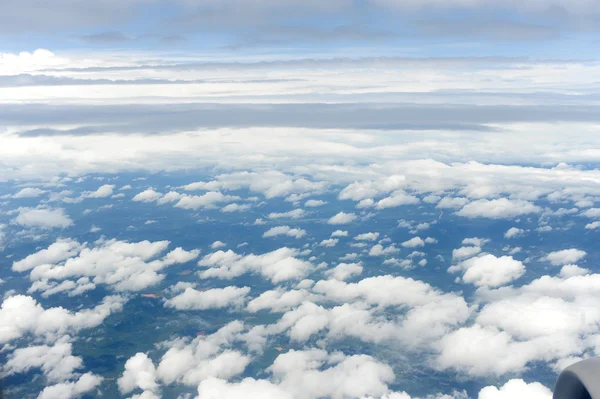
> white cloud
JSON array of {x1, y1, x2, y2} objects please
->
[
  {"x1": 156, "y1": 322, "x2": 250, "y2": 386},
  {"x1": 585, "y1": 221, "x2": 600, "y2": 229},
  {"x1": 83, "y1": 184, "x2": 115, "y2": 198},
  {"x1": 504, "y1": 227, "x2": 525, "y2": 239},
  {"x1": 543, "y1": 249, "x2": 586, "y2": 266},
  {"x1": 305, "y1": 199, "x2": 327, "y2": 207},
  {"x1": 319, "y1": 238, "x2": 339, "y2": 247},
  {"x1": 328, "y1": 212, "x2": 357, "y2": 225},
  {"x1": 452, "y1": 246, "x2": 481, "y2": 260},
  {"x1": 12, "y1": 238, "x2": 200, "y2": 292},
  {"x1": 198, "y1": 248, "x2": 313, "y2": 283},
  {"x1": 325, "y1": 262, "x2": 363, "y2": 280},
  {"x1": 354, "y1": 232, "x2": 379, "y2": 241},
  {"x1": 165, "y1": 286, "x2": 250, "y2": 310},
  {"x1": 462, "y1": 237, "x2": 490, "y2": 247},
  {"x1": 13, "y1": 187, "x2": 46, "y2": 198},
  {"x1": 0, "y1": 294, "x2": 125, "y2": 344},
  {"x1": 221, "y1": 203, "x2": 251, "y2": 213},
  {"x1": 118, "y1": 353, "x2": 159, "y2": 395},
  {"x1": 132, "y1": 188, "x2": 162, "y2": 202},
  {"x1": 451, "y1": 254, "x2": 525, "y2": 287},
  {"x1": 263, "y1": 226, "x2": 306, "y2": 239},
  {"x1": 3, "y1": 340, "x2": 83, "y2": 383},
  {"x1": 457, "y1": 199, "x2": 541, "y2": 219},
  {"x1": 436, "y1": 197, "x2": 469, "y2": 209},
  {"x1": 196, "y1": 377, "x2": 292, "y2": 399},
  {"x1": 211, "y1": 241, "x2": 226, "y2": 249},
  {"x1": 13, "y1": 207, "x2": 73, "y2": 229},
  {"x1": 369, "y1": 244, "x2": 400, "y2": 256},
  {"x1": 401, "y1": 237, "x2": 425, "y2": 248},
  {"x1": 268, "y1": 209, "x2": 306, "y2": 219},
  {"x1": 247, "y1": 288, "x2": 315, "y2": 313},
  {"x1": 375, "y1": 191, "x2": 419, "y2": 209},
  {"x1": 175, "y1": 192, "x2": 240, "y2": 210},
  {"x1": 331, "y1": 230, "x2": 348, "y2": 237},
  {"x1": 478, "y1": 379, "x2": 552, "y2": 399},
  {"x1": 37, "y1": 373, "x2": 103, "y2": 399},
  {"x1": 559, "y1": 264, "x2": 589, "y2": 278}
]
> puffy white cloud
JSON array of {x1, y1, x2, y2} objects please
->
[
  {"x1": 452, "y1": 246, "x2": 481, "y2": 260},
  {"x1": 436, "y1": 197, "x2": 469, "y2": 209},
  {"x1": 118, "y1": 353, "x2": 159, "y2": 395},
  {"x1": 401, "y1": 237, "x2": 425, "y2": 248},
  {"x1": 175, "y1": 192, "x2": 240, "y2": 210},
  {"x1": 457, "y1": 199, "x2": 541, "y2": 219},
  {"x1": 559, "y1": 264, "x2": 589, "y2": 278},
  {"x1": 13, "y1": 187, "x2": 46, "y2": 198},
  {"x1": 268, "y1": 209, "x2": 306, "y2": 219},
  {"x1": 354, "y1": 232, "x2": 379, "y2": 241},
  {"x1": 369, "y1": 244, "x2": 399, "y2": 256},
  {"x1": 0, "y1": 294, "x2": 125, "y2": 344},
  {"x1": 83, "y1": 184, "x2": 115, "y2": 198},
  {"x1": 37, "y1": 372, "x2": 103, "y2": 399},
  {"x1": 165, "y1": 286, "x2": 250, "y2": 310},
  {"x1": 198, "y1": 248, "x2": 313, "y2": 283},
  {"x1": 263, "y1": 226, "x2": 306, "y2": 239},
  {"x1": 543, "y1": 249, "x2": 586, "y2": 266},
  {"x1": 327, "y1": 212, "x2": 357, "y2": 225},
  {"x1": 504, "y1": 227, "x2": 525, "y2": 239},
  {"x1": 325, "y1": 262, "x2": 363, "y2": 281},
  {"x1": 478, "y1": 379, "x2": 552, "y2": 399},
  {"x1": 462, "y1": 237, "x2": 490, "y2": 247},
  {"x1": 3, "y1": 339, "x2": 83, "y2": 383},
  {"x1": 319, "y1": 238, "x2": 339, "y2": 247},
  {"x1": 183, "y1": 171, "x2": 326, "y2": 199},
  {"x1": 585, "y1": 221, "x2": 600, "y2": 229},
  {"x1": 375, "y1": 191, "x2": 419, "y2": 209},
  {"x1": 451, "y1": 254, "x2": 525, "y2": 287},
  {"x1": 196, "y1": 377, "x2": 292, "y2": 399},
  {"x1": 13, "y1": 207, "x2": 73, "y2": 229},
  {"x1": 12, "y1": 238, "x2": 199, "y2": 292},
  {"x1": 305, "y1": 199, "x2": 327, "y2": 207},
  {"x1": 156, "y1": 321, "x2": 250, "y2": 386},
  {"x1": 211, "y1": 241, "x2": 226, "y2": 249},
  {"x1": 247, "y1": 288, "x2": 315, "y2": 313},
  {"x1": 331, "y1": 230, "x2": 348, "y2": 237},
  {"x1": 132, "y1": 188, "x2": 162, "y2": 202},
  {"x1": 221, "y1": 203, "x2": 251, "y2": 212}
]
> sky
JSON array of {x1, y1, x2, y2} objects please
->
[{"x1": 2, "y1": 1, "x2": 600, "y2": 399}]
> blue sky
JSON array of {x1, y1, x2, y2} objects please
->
[{"x1": 1, "y1": 0, "x2": 600, "y2": 58}]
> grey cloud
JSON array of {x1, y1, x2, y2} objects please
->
[
  {"x1": 80, "y1": 31, "x2": 130, "y2": 44},
  {"x1": 416, "y1": 19, "x2": 560, "y2": 41},
  {"x1": 4, "y1": 102, "x2": 600, "y2": 136}
]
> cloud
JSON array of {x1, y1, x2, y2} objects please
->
[
  {"x1": 328, "y1": 212, "x2": 357, "y2": 225},
  {"x1": 37, "y1": 373, "x2": 103, "y2": 399},
  {"x1": 12, "y1": 238, "x2": 200, "y2": 292},
  {"x1": 247, "y1": 288, "x2": 315, "y2": 313},
  {"x1": 436, "y1": 197, "x2": 468, "y2": 209},
  {"x1": 268, "y1": 209, "x2": 306, "y2": 219},
  {"x1": 543, "y1": 249, "x2": 586, "y2": 266},
  {"x1": 355, "y1": 232, "x2": 379, "y2": 241},
  {"x1": 375, "y1": 191, "x2": 419, "y2": 209},
  {"x1": 325, "y1": 262, "x2": 363, "y2": 280},
  {"x1": 331, "y1": 230, "x2": 348, "y2": 237},
  {"x1": 117, "y1": 353, "x2": 159, "y2": 396},
  {"x1": 452, "y1": 246, "x2": 482, "y2": 260},
  {"x1": 13, "y1": 187, "x2": 46, "y2": 198},
  {"x1": 319, "y1": 238, "x2": 339, "y2": 247},
  {"x1": 211, "y1": 241, "x2": 226, "y2": 249},
  {"x1": 198, "y1": 248, "x2": 313, "y2": 283},
  {"x1": 3, "y1": 340, "x2": 83, "y2": 383},
  {"x1": 478, "y1": 379, "x2": 552, "y2": 399},
  {"x1": 504, "y1": 227, "x2": 525, "y2": 239},
  {"x1": 0, "y1": 294, "x2": 125, "y2": 344},
  {"x1": 369, "y1": 244, "x2": 399, "y2": 256},
  {"x1": 401, "y1": 237, "x2": 425, "y2": 248},
  {"x1": 132, "y1": 188, "x2": 162, "y2": 203},
  {"x1": 13, "y1": 207, "x2": 73, "y2": 229},
  {"x1": 305, "y1": 199, "x2": 327, "y2": 207},
  {"x1": 456, "y1": 199, "x2": 541, "y2": 219},
  {"x1": 450, "y1": 254, "x2": 525, "y2": 287},
  {"x1": 263, "y1": 226, "x2": 306, "y2": 239},
  {"x1": 165, "y1": 286, "x2": 250, "y2": 310},
  {"x1": 83, "y1": 184, "x2": 115, "y2": 198},
  {"x1": 221, "y1": 203, "x2": 251, "y2": 212}
]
